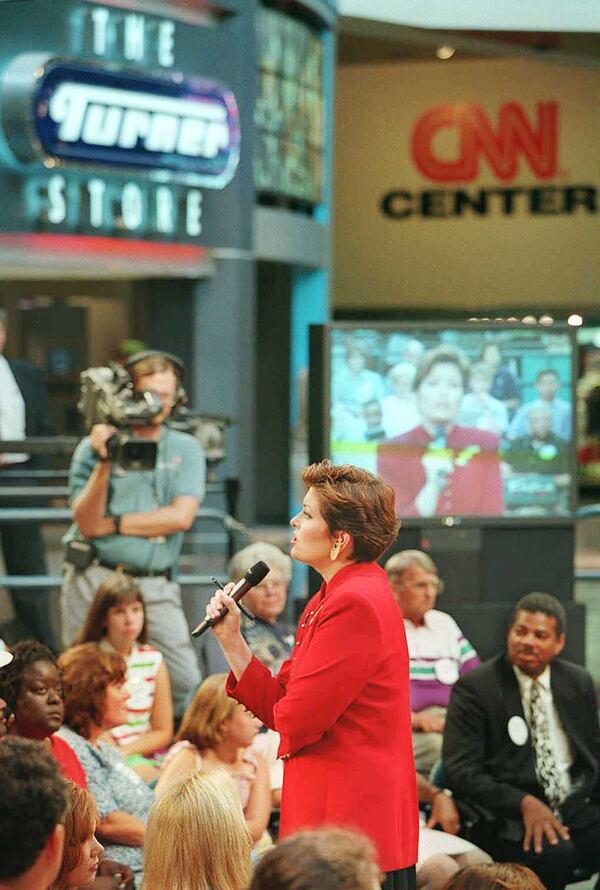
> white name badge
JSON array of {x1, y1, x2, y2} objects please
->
[
  {"x1": 508, "y1": 715, "x2": 529, "y2": 746},
  {"x1": 434, "y1": 658, "x2": 460, "y2": 685}
]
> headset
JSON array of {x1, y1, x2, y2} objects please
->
[{"x1": 124, "y1": 349, "x2": 187, "y2": 409}]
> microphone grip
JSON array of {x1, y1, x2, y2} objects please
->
[
  {"x1": 191, "y1": 580, "x2": 251, "y2": 638},
  {"x1": 191, "y1": 614, "x2": 218, "y2": 638}
]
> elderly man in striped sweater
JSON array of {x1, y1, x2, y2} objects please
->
[{"x1": 385, "y1": 550, "x2": 480, "y2": 774}]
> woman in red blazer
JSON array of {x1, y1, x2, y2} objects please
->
[
  {"x1": 206, "y1": 461, "x2": 419, "y2": 890},
  {"x1": 377, "y1": 346, "x2": 504, "y2": 518}
]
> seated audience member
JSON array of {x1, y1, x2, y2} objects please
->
[
  {"x1": 0, "y1": 642, "x2": 13, "y2": 738},
  {"x1": 0, "y1": 736, "x2": 68, "y2": 890},
  {"x1": 77, "y1": 574, "x2": 174, "y2": 780},
  {"x1": 479, "y1": 342, "x2": 521, "y2": 418},
  {"x1": 250, "y1": 826, "x2": 382, "y2": 890},
  {"x1": 384, "y1": 551, "x2": 480, "y2": 773},
  {"x1": 57, "y1": 644, "x2": 155, "y2": 883},
  {"x1": 156, "y1": 673, "x2": 271, "y2": 846},
  {"x1": 442, "y1": 862, "x2": 545, "y2": 890},
  {"x1": 50, "y1": 784, "x2": 104, "y2": 890},
  {"x1": 0, "y1": 640, "x2": 86, "y2": 786},
  {"x1": 50, "y1": 784, "x2": 135, "y2": 890},
  {"x1": 141, "y1": 770, "x2": 251, "y2": 890},
  {"x1": 416, "y1": 772, "x2": 491, "y2": 890},
  {"x1": 444, "y1": 592, "x2": 600, "y2": 890},
  {"x1": 200, "y1": 542, "x2": 295, "y2": 677},
  {"x1": 362, "y1": 399, "x2": 386, "y2": 442},
  {"x1": 380, "y1": 362, "x2": 419, "y2": 439},
  {"x1": 502, "y1": 403, "x2": 569, "y2": 476},
  {"x1": 508, "y1": 368, "x2": 571, "y2": 441},
  {"x1": 252, "y1": 725, "x2": 284, "y2": 810},
  {"x1": 458, "y1": 362, "x2": 509, "y2": 436}
]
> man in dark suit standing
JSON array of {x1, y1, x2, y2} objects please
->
[
  {"x1": 443, "y1": 592, "x2": 600, "y2": 890},
  {"x1": 0, "y1": 308, "x2": 57, "y2": 650}
]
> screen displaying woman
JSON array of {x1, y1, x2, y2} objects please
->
[{"x1": 377, "y1": 346, "x2": 504, "y2": 517}]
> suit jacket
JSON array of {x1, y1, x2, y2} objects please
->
[
  {"x1": 6, "y1": 358, "x2": 53, "y2": 468},
  {"x1": 443, "y1": 654, "x2": 600, "y2": 838},
  {"x1": 227, "y1": 561, "x2": 419, "y2": 872}
]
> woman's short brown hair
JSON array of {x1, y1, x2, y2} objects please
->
[
  {"x1": 51, "y1": 784, "x2": 98, "y2": 890},
  {"x1": 250, "y1": 827, "x2": 381, "y2": 890},
  {"x1": 76, "y1": 573, "x2": 148, "y2": 645},
  {"x1": 176, "y1": 674, "x2": 237, "y2": 750},
  {"x1": 413, "y1": 345, "x2": 468, "y2": 392},
  {"x1": 58, "y1": 644, "x2": 126, "y2": 739},
  {"x1": 443, "y1": 863, "x2": 546, "y2": 890},
  {"x1": 302, "y1": 460, "x2": 399, "y2": 562}
]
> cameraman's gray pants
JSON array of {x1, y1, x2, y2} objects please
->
[{"x1": 61, "y1": 564, "x2": 201, "y2": 717}]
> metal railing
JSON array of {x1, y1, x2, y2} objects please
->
[{"x1": 0, "y1": 437, "x2": 247, "y2": 590}]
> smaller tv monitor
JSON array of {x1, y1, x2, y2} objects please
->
[{"x1": 309, "y1": 322, "x2": 576, "y2": 523}]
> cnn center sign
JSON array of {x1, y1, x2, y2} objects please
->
[
  {"x1": 382, "y1": 101, "x2": 597, "y2": 220},
  {"x1": 0, "y1": 0, "x2": 251, "y2": 248}
]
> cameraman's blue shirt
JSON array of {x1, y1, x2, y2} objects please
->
[{"x1": 64, "y1": 427, "x2": 206, "y2": 572}]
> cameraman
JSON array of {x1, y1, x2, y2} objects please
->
[{"x1": 60, "y1": 351, "x2": 203, "y2": 715}]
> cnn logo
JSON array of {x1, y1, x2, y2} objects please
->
[{"x1": 411, "y1": 102, "x2": 558, "y2": 183}]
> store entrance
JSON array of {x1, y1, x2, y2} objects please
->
[{"x1": 1, "y1": 280, "x2": 140, "y2": 436}]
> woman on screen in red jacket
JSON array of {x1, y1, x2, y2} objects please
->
[
  {"x1": 206, "y1": 461, "x2": 419, "y2": 890},
  {"x1": 377, "y1": 346, "x2": 504, "y2": 518}
]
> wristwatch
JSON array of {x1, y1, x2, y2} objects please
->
[{"x1": 432, "y1": 787, "x2": 453, "y2": 799}]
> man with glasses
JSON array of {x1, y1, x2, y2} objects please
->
[{"x1": 384, "y1": 549, "x2": 480, "y2": 773}]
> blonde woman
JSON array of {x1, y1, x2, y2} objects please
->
[
  {"x1": 142, "y1": 770, "x2": 251, "y2": 890},
  {"x1": 155, "y1": 673, "x2": 270, "y2": 845}
]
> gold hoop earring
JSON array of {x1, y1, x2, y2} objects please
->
[{"x1": 329, "y1": 539, "x2": 341, "y2": 561}]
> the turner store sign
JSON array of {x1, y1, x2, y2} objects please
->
[
  {"x1": 0, "y1": 1, "x2": 248, "y2": 246},
  {"x1": 382, "y1": 101, "x2": 597, "y2": 220}
]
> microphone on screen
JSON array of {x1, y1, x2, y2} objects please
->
[{"x1": 191, "y1": 560, "x2": 270, "y2": 638}]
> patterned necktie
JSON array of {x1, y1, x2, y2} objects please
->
[{"x1": 529, "y1": 679, "x2": 565, "y2": 811}]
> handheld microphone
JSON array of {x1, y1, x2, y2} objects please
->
[{"x1": 191, "y1": 561, "x2": 269, "y2": 638}]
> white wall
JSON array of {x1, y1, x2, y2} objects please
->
[
  {"x1": 333, "y1": 58, "x2": 600, "y2": 312},
  {"x1": 338, "y1": 0, "x2": 600, "y2": 31}
]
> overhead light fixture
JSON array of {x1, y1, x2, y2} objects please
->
[
  {"x1": 436, "y1": 45, "x2": 456, "y2": 60},
  {"x1": 567, "y1": 314, "x2": 583, "y2": 326}
]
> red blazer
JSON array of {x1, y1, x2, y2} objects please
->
[
  {"x1": 227, "y1": 562, "x2": 419, "y2": 872},
  {"x1": 377, "y1": 424, "x2": 504, "y2": 517}
]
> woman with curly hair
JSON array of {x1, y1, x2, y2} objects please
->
[
  {"x1": 0, "y1": 640, "x2": 86, "y2": 786},
  {"x1": 142, "y1": 770, "x2": 251, "y2": 890},
  {"x1": 57, "y1": 643, "x2": 155, "y2": 884}
]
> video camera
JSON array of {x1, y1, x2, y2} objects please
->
[
  {"x1": 79, "y1": 355, "x2": 234, "y2": 473},
  {"x1": 78, "y1": 364, "x2": 162, "y2": 470}
]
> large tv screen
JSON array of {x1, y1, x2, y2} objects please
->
[{"x1": 310, "y1": 323, "x2": 576, "y2": 522}]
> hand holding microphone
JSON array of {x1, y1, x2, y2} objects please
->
[
  {"x1": 192, "y1": 561, "x2": 269, "y2": 638},
  {"x1": 422, "y1": 450, "x2": 454, "y2": 491}
]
